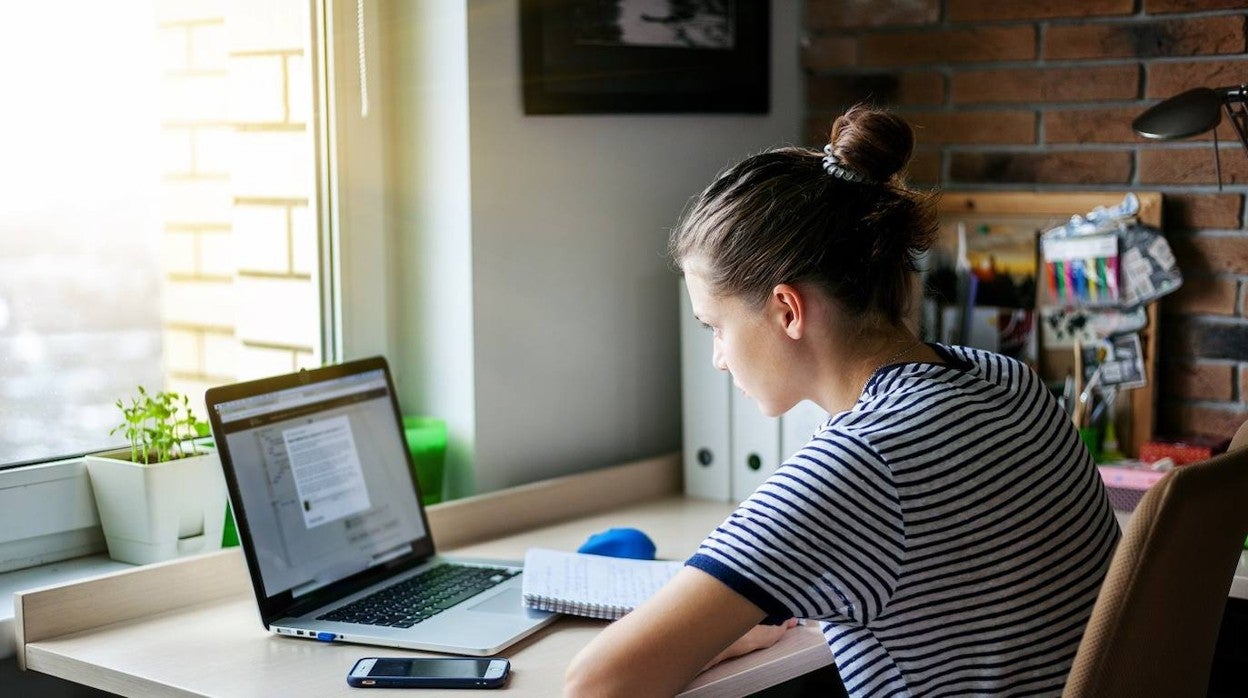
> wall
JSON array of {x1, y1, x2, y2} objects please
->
[
  {"x1": 384, "y1": 1, "x2": 476, "y2": 497},
  {"x1": 803, "y1": 0, "x2": 1248, "y2": 441},
  {"x1": 386, "y1": 1, "x2": 803, "y2": 494}
]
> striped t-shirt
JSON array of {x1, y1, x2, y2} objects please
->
[{"x1": 688, "y1": 344, "x2": 1120, "y2": 697}]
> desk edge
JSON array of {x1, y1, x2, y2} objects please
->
[{"x1": 15, "y1": 453, "x2": 682, "y2": 670}]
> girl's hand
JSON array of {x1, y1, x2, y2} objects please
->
[{"x1": 702, "y1": 617, "x2": 801, "y2": 671}]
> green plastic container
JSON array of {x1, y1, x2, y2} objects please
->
[
  {"x1": 403, "y1": 417, "x2": 448, "y2": 506},
  {"x1": 1078, "y1": 426, "x2": 1102, "y2": 463},
  {"x1": 222, "y1": 501, "x2": 239, "y2": 548}
]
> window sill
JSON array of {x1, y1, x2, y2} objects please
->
[{"x1": 0, "y1": 457, "x2": 125, "y2": 660}]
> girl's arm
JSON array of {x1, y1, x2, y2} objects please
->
[{"x1": 564, "y1": 566, "x2": 793, "y2": 697}]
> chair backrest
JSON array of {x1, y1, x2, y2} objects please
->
[{"x1": 1063, "y1": 421, "x2": 1248, "y2": 697}]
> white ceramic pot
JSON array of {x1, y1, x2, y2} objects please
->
[{"x1": 85, "y1": 449, "x2": 227, "y2": 565}]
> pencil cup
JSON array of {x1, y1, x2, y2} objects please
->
[
  {"x1": 403, "y1": 416, "x2": 448, "y2": 505},
  {"x1": 1078, "y1": 426, "x2": 1103, "y2": 463}
]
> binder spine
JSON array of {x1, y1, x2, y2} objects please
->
[
  {"x1": 679, "y1": 280, "x2": 732, "y2": 502},
  {"x1": 781, "y1": 400, "x2": 829, "y2": 461},
  {"x1": 730, "y1": 389, "x2": 781, "y2": 502}
]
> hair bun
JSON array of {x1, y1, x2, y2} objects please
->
[{"x1": 826, "y1": 104, "x2": 915, "y2": 184}]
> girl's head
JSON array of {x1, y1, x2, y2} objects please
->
[{"x1": 670, "y1": 104, "x2": 937, "y2": 328}]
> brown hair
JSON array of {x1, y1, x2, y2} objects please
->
[{"x1": 670, "y1": 104, "x2": 937, "y2": 326}]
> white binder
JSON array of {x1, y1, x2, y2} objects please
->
[
  {"x1": 679, "y1": 280, "x2": 731, "y2": 501},
  {"x1": 781, "y1": 400, "x2": 829, "y2": 462},
  {"x1": 730, "y1": 389, "x2": 781, "y2": 502}
]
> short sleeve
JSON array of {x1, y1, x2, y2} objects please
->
[{"x1": 686, "y1": 429, "x2": 905, "y2": 626}]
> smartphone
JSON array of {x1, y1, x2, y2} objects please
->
[{"x1": 347, "y1": 657, "x2": 510, "y2": 689}]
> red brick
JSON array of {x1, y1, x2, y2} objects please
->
[
  {"x1": 952, "y1": 65, "x2": 1138, "y2": 104},
  {"x1": 1163, "y1": 194, "x2": 1243, "y2": 230},
  {"x1": 807, "y1": 0, "x2": 940, "y2": 30},
  {"x1": 807, "y1": 72, "x2": 944, "y2": 108},
  {"x1": 950, "y1": 0, "x2": 1133, "y2": 21},
  {"x1": 1160, "y1": 361, "x2": 1234, "y2": 401},
  {"x1": 906, "y1": 111, "x2": 1036, "y2": 145},
  {"x1": 906, "y1": 149, "x2": 942, "y2": 184},
  {"x1": 1170, "y1": 233, "x2": 1248, "y2": 274},
  {"x1": 1045, "y1": 107, "x2": 1148, "y2": 144},
  {"x1": 897, "y1": 73, "x2": 946, "y2": 105},
  {"x1": 803, "y1": 36, "x2": 858, "y2": 71},
  {"x1": 863, "y1": 26, "x2": 1036, "y2": 67},
  {"x1": 1161, "y1": 275, "x2": 1240, "y2": 315},
  {"x1": 949, "y1": 151, "x2": 1132, "y2": 184},
  {"x1": 1139, "y1": 147, "x2": 1248, "y2": 186},
  {"x1": 1145, "y1": 0, "x2": 1248, "y2": 14},
  {"x1": 1045, "y1": 16, "x2": 1246, "y2": 60},
  {"x1": 1147, "y1": 59, "x2": 1248, "y2": 100},
  {"x1": 1159, "y1": 402, "x2": 1248, "y2": 440}
]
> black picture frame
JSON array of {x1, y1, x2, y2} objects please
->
[{"x1": 520, "y1": 1, "x2": 770, "y2": 115}]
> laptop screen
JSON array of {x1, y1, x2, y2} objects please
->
[{"x1": 212, "y1": 366, "x2": 429, "y2": 599}]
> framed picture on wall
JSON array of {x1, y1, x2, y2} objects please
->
[{"x1": 520, "y1": 0, "x2": 770, "y2": 115}]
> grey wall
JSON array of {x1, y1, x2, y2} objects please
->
[{"x1": 388, "y1": 1, "x2": 802, "y2": 494}]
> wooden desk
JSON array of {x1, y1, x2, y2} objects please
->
[
  {"x1": 13, "y1": 455, "x2": 832, "y2": 697},
  {"x1": 15, "y1": 454, "x2": 1248, "y2": 697}
]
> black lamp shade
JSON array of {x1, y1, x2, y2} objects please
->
[{"x1": 1132, "y1": 87, "x2": 1223, "y2": 140}]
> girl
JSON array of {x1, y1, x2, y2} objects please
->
[{"x1": 566, "y1": 105, "x2": 1119, "y2": 697}]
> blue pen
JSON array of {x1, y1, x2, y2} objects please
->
[{"x1": 1072, "y1": 260, "x2": 1087, "y2": 303}]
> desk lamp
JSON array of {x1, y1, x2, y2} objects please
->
[{"x1": 1132, "y1": 85, "x2": 1248, "y2": 188}]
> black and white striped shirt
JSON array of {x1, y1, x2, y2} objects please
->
[{"x1": 688, "y1": 344, "x2": 1119, "y2": 697}]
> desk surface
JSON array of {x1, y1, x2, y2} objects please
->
[
  {"x1": 14, "y1": 454, "x2": 1248, "y2": 697},
  {"x1": 14, "y1": 456, "x2": 832, "y2": 697}
]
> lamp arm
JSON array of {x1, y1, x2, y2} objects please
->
[
  {"x1": 1219, "y1": 98, "x2": 1248, "y2": 154},
  {"x1": 1211, "y1": 86, "x2": 1248, "y2": 157}
]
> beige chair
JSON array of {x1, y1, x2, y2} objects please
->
[{"x1": 1064, "y1": 420, "x2": 1248, "y2": 697}]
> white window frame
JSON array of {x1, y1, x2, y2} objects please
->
[{"x1": 0, "y1": 0, "x2": 391, "y2": 571}]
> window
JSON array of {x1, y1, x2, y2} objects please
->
[{"x1": 0, "y1": 1, "x2": 328, "y2": 466}]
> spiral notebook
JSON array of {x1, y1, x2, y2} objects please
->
[{"x1": 520, "y1": 548, "x2": 685, "y2": 620}]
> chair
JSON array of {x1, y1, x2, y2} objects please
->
[{"x1": 1064, "y1": 420, "x2": 1248, "y2": 697}]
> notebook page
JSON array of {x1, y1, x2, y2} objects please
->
[{"x1": 522, "y1": 548, "x2": 684, "y2": 616}]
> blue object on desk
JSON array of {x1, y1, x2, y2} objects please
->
[{"x1": 577, "y1": 527, "x2": 656, "y2": 560}]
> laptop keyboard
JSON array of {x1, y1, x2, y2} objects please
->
[{"x1": 317, "y1": 563, "x2": 520, "y2": 628}]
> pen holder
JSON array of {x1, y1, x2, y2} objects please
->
[
  {"x1": 403, "y1": 416, "x2": 448, "y2": 506},
  {"x1": 1078, "y1": 426, "x2": 1103, "y2": 463},
  {"x1": 222, "y1": 501, "x2": 239, "y2": 548}
]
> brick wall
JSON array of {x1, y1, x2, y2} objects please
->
[
  {"x1": 157, "y1": 3, "x2": 233, "y2": 406},
  {"x1": 804, "y1": 0, "x2": 1248, "y2": 442},
  {"x1": 226, "y1": 1, "x2": 320, "y2": 379},
  {"x1": 155, "y1": 0, "x2": 319, "y2": 409}
]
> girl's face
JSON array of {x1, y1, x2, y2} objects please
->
[{"x1": 683, "y1": 268, "x2": 798, "y2": 418}]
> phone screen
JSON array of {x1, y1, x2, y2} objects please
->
[{"x1": 369, "y1": 658, "x2": 494, "y2": 678}]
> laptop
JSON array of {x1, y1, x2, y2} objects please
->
[{"x1": 205, "y1": 356, "x2": 557, "y2": 656}]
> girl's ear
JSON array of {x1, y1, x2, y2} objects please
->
[{"x1": 770, "y1": 284, "x2": 805, "y2": 340}]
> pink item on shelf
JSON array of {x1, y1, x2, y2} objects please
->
[{"x1": 1098, "y1": 463, "x2": 1167, "y2": 511}]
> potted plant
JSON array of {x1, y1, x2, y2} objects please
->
[{"x1": 85, "y1": 387, "x2": 227, "y2": 565}]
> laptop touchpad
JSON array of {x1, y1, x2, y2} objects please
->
[{"x1": 468, "y1": 588, "x2": 524, "y2": 614}]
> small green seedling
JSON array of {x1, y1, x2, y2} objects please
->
[{"x1": 110, "y1": 386, "x2": 210, "y2": 464}]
